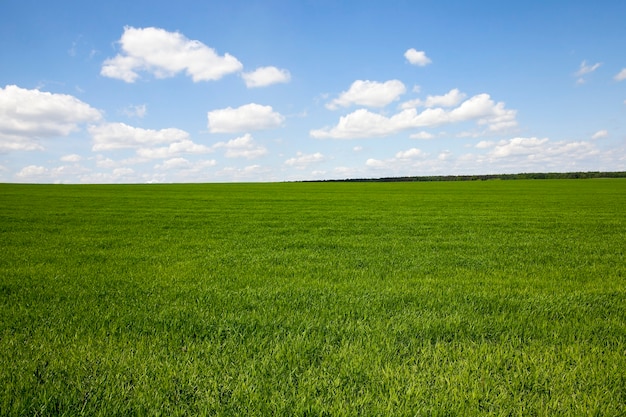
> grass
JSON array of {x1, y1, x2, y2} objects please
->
[{"x1": 0, "y1": 180, "x2": 625, "y2": 415}]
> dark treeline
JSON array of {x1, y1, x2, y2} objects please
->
[{"x1": 307, "y1": 171, "x2": 626, "y2": 183}]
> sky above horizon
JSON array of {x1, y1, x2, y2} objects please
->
[{"x1": 1, "y1": 0, "x2": 625, "y2": 183}]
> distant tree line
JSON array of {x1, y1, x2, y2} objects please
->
[{"x1": 308, "y1": 171, "x2": 626, "y2": 183}]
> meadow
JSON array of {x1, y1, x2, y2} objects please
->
[{"x1": 0, "y1": 180, "x2": 624, "y2": 415}]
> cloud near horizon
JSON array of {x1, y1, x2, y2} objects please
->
[
  {"x1": 311, "y1": 93, "x2": 517, "y2": 139},
  {"x1": 361, "y1": 136, "x2": 606, "y2": 178},
  {"x1": 212, "y1": 133, "x2": 268, "y2": 159},
  {"x1": 90, "y1": 122, "x2": 191, "y2": 151},
  {"x1": 284, "y1": 151, "x2": 325, "y2": 169},
  {"x1": 0, "y1": 85, "x2": 102, "y2": 152}
]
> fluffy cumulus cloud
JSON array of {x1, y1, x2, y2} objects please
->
[
  {"x1": 312, "y1": 109, "x2": 402, "y2": 138},
  {"x1": 614, "y1": 68, "x2": 626, "y2": 82},
  {"x1": 16, "y1": 165, "x2": 48, "y2": 178},
  {"x1": 214, "y1": 164, "x2": 274, "y2": 181},
  {"x1": 400, "y1": 88, "x2": 467, "y2": 109},
  {"x1": 592, "y1": 129, "x2": 608, "y2": 140},
  {"x1": 122, "y1": 104, "x2": 147, "y2": 118},
  {"x1": 242, "y1": 66, "x2": 291, "y2": 88},
  {"x1": 60, "y1": 154, "x2": 82, "y2": 162},
  {"x1": 361, "y1": 136, "x2": 610, "y2": 178},
  {"x1": 410, "y1": 131, "x2": 435, "y2": 140},
  {"x1": 475, "y1": 140, "x2": 495, "y2": 149},
  {"x1": 365, "y1": 146, "x2": 427, "y2": 172},
  {"x1": 212, "y1": 133, "x2": 268, "y2": 159},
  {"x1": 311, "y1": 93, "x2": 516, "y2": 139},
  {"x1": 395, "y1": 148, "x2": 424, "y2": 159},
  {"x1": 0, "y1": 85, "x2": 102, "y2": 151},
  {"x1": 451, "y1": 94, "x2": 517, "y2": 131},
  {"x1": 207, "y1": 103, "x2": 285, "y2": 133},
  {"x1": 154, "y1": 159, "x2": 218, "y2": 184},
  {"x1": 404, "y1": 48, "x2": 432, "y2": 66},
  {"x1": 284, "y1": 151, "x2": 325, "y2": 168},
  {"x1": 326, "y1": 80, "x2": 406, "y2": 110},
  {"x1": 136, "y1": 139, "x2": 213, "y2": 159},
  {"x1": 90, "y1": 122, "x2": 190, "y2": 151},
  {"x1": 475, "y1": 137, "x2": 600, "y2": 166},
  {"x1": 487, "y1": 137, "x2": 550, "y2": 158},
  {"x1": 101, "y1": 26, "x2": 243, "y2": 83},
  {"x1": 155, "y1": 157, "x2": 192, "y2": 170},
  {"x1": 14, "y1": 163, "x2": 91, "y2": 182}
]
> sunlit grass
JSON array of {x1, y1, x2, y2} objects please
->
[{"x1": 1, "y1": 180, "x2": 625, "y2": 415}]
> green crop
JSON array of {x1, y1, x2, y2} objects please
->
[{"x1": 1, "y1": 180, "x2": 625, "y2": 415}]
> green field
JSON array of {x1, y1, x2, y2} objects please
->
[{"x1": 1, "y1": 180, "x2": 625, "y2": 415}]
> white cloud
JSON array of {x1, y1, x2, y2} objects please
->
[
  {"x1": 242, "y1": 66, "x2": 291, "y2": 88},
  {"x1": 207, "y1": 103, "x2": 285, "y2": 133},
  {"x1": 489, "y1": 137, "x2": 550, "y2": 158},
  {"x1": 410, "y1": 131, "x2": 435, "y2": 140},
  {"x1": 574, "y1": 60, "x2": 601, "y2": 84},
  {"x1": 113, "y1": 167, "x2": 135, "y2": 177},
  {"x1": 311, "y1": 93, "x2": 517, "y2": 139},
  {"x1": 96, "y1": 156, "x2": 118, "y2": 169},
  {"x1": 155, "y1": 157, "x2": 191, "y2": 170},
  {"x1": 136, "y1": 139, "x2": 213, "y2": 159},
  {"x1": 366, "y1": 158, "x2": 385, "y2": 168},
  {"x1": 215, "y1": 164, "x2": 271, "y2": 181},
  {"x1": 285, "y1": 151, "x2": 325, "y2": 168},
  {"x1": 591, "y1": 129, "x2": 608, "y2": 140},
  {"x1": 480, "y1": 137, "x2": 601, "y2": 169},
  {"x1": 451, "y1": 94, "x2": 517, "y2": 132},
  {"x1": 77, "y1": 169, "x2": 138, "y2": 184},
  {"x1": 400, "y1": 98, "x2": 423, "y2": 109},
  {"x1": 438, "y1": 151, "x2": 452, "y2": 161},
  {"x1": 311, "y1": 108, "x2": 407, "y2": 139},
  {"x1": 358, "y1": 136, "x2": 610, "y2": 179},
  {"x1": 475, "y1": 140, "x2": 495, "y2": 149},
  {"x1": 395, "y1": 148, "x2": 424, "y2": 159},
  {"x1": 0, "y1": 138, "x2": 44, "y2": 152},
  {"x1": 0, "y1": 85, "x2": 102, "y2": 151},
  {"x1": 401, "y1": 89, "x2": 467, "y2": 109},
  {"x1": 122, "y1": 104, "x2": 147, "y2": 118},
  {"x1": 101, "y1": 26, "x2": 243, "y2": 83},
  {"x1": 16, "y1": 165, "x2": 48, "y2": 178},
  {"x1": 326, "y1": 80, "x2": 406, "y2": 110},
  {"x1": 90, "y1": 122, "x2": 190, "y2": 151},
  {"x1": 404, "y1": 49, "x2": 432, "y2": 66},
  {"x1": 60, "y1": 154, "x2": 82, "y2": 162},
  {"x1": 212, "y1": 133, "x2": 268, "y2": 159},
  {"x1": 365, "y1": 147, "x2": 427, "y2": 174},
  {"x1": 614, "y1": 68, "x2": 626, "y2": 82},
  {"x1": 156, "y1": 158, "x2": 217, "y2": 173},
  {"x1": 575, "y1": 60, "x2": 602, "y2": 77}
]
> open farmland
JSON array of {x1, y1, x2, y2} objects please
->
[{"x1": 0, "y1": 180, "x2": 625, "y2": 415}]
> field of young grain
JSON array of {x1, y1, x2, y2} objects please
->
[{"x1": 1, "y1": 180, "x2": 625, "y2": 415}]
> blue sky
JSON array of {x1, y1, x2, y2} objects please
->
[{"x1": 1, "y1": 0, "x2": 625, "y2": 183}]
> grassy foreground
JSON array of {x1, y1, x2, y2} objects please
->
[{"x1": 0, "y1": 180, "x2": 625, "y2": 415}]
